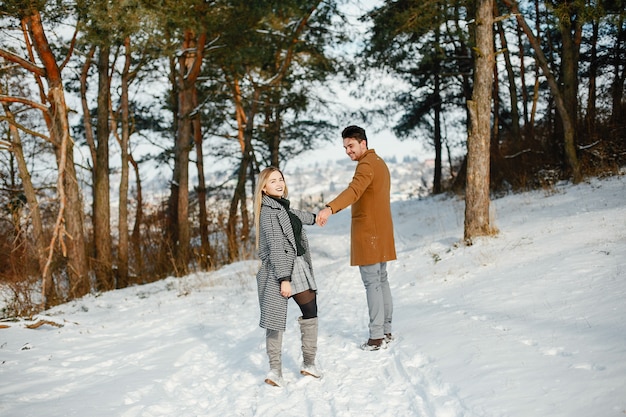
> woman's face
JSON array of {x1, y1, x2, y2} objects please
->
[{"x1": 263, "y1": 170, "x2": 285, "y2": 198}]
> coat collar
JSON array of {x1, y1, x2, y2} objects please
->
[
  {"x1": 357, "y1": 148, "x2": 376, "y2": 162},
  {"x1": 262, "y1": 194, "x2": 284, "y2": 210}
]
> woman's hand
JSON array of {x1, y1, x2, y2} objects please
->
[
  {"x1": 316, "y1": 206, "x2": 332, "y2": 226},
  {"x1": 280, "y1": 280, "x2": 292, "y2": 298}
]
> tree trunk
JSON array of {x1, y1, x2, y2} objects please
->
[
  {"x1": 166, "y1": 54, "x2": 180, "y2": 266},
  {"x1": 130, "y1": 154, "x2": 144, "y2": 282},
  {"x1": 584, "y1": 21, "x2": 598, "y2": 133},
  {"x1": 495, "y1": 2, "x2": 521, "y2": 142},
  {"x1": 492, "y1": 59, "x2": 500, "y2": 144},
  {"x1": 94, "y1": 43, "x2": 113, "y2": 291},
  {"x1": 2, "y1": 101, "x2": 54, "y2": 304},
  {"x1": 51, "y1": 91, "x2": 91, "y2": 298},
  {"x1": 227, "y1": 77, "x2": 246, "y2": 262},
  {"x1": 556, "y1": 4, "x2": 582, "y2": 175},
  {"x1": 559, "y1": 7, "x2": 582, "y2": 128},
  {"x1": 465, "y1": 0, "x2": 495, "y2": 243},
  {"x1": 117, "y1": 36, "x2": 132, "y2": 288},
  {"x1": 433, "y1": 29, "x2": 443, "y2": 195},
  {"x1": 268, "y1": 113, "x2": 281, "y2": 168},
  {"x1": 192, "y1": 80, "x2": 213, "y2": 269},
  {"x1": 227, "y1": 86, "x2": 259, "y2": 262},
  {"x1": 80, "y1": 46, "x2": 97, "y2": 167},
  {"x1": 264, "y1": 90, "x2": 281, "y2": 168},
  {"x1": 517, "y1": 25, "x2": 530, "y2": 131},
  {"x1": 433, "y1": 70, "x2": 443, "y2": 194},
  {"x1": 610, "y1": 15, "x2": 625, "y2": 126},
  {"x1": 174, "y1": 73, "x2": 192, "y2": 275},
  {"x1": 227, "y1": 156, "x2": 246, "y2": 263},
  {"x1": 227, "y1": 139, "x2": 254, "y2": 262},
  {"x1": 24, "y1": 9, "x2": 90, "y2": 299},
  {"x1": 169, "y1": 30, "x2": 207, "y2": 275}
]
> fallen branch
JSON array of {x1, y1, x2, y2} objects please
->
[{"x1": 25, "y1": 319, "x2": 64, "y2": 329}]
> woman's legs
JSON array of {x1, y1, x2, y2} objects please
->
[
  {"x1": 265, "y1": 329, "x2": 284, "y2": 386},
  {"x1": 293, "y1": 289, "x2": 317, "y2": 319},
  {"x1": 293, "y1": 290, "x2": 321, "y2": 377}
]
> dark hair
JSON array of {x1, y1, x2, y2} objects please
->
[{"x1": 341, "y1": 125, "x2": 367, "y2": 144}]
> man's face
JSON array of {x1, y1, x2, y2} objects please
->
[{"x1": 343, "y1": 137, "x2": 367, "y2": 161}]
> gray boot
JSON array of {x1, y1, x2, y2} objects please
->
[
  {"x1": 299, "y1": 317, "x2": 322, "y2": 378},
  {"x1": 265, "y1": 329, "x2": 283, "y2": 386}
]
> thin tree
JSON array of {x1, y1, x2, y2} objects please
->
[
  {"x1": 169, "y1": 30, "x2": 207, "y2": 275},
  {"x1": 93, "y1": 39, "x2": 113, "y2": 291},
  {"x1": 464, "y1": 0, "x2": 496, "y2": 243},
  {"x1": 116, "y1": 36, "x2": 132, "y2": 287},
  {"x1": 494, "y1": 1, "x2": 521, "y2": 142},
  {"x1": 608, "y1": 6, "x2": 626, "y2": 126},
  {"x1": 155, "y1": 0, "x2": 215, "y2": 275},
  {"x1": 1, "y1": 98, "x2": 53, "y2": 302}
]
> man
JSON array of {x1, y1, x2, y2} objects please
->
[{"x1": 316, "y1": 125, "x2": 396, "y2": 351}]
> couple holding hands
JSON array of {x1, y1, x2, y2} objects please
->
[{"x1": 254, "y1": 125, "x2": 396, "y2": 387}]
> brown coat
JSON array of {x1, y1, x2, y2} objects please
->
[{"x1": 327, "y1": 149, "x2": 397, "y2": 266}]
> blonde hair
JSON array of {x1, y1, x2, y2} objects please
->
[{"x1": 254, "y1": 167, "x2": 289, "y2": 249}]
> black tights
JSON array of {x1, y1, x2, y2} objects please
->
[{"x1": 292, "y1": 289, "x2": 317, "y2": 319}]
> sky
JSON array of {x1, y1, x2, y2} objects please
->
[{"x1": 1, "y1": 170, "x2": 625, "y2": 417}]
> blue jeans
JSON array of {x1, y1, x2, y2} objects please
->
[{"x1": 359, "y1": 262, "x2": 393, "y2": 339}]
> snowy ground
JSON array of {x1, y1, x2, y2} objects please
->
[{"x1": 1, "y1": 174, "x2": 625, "y2": 417}]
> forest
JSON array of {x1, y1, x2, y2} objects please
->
[{"x1": 0, "y1": 0, "x2": 624, "y2": 317}]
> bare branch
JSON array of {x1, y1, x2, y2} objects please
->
[
  {"x1": 59, "y1": 25, "x2": 79, "y2": 71},
  {"x1": 0, "y1": 114, "x2": 50, "y2": 141},
  {"x1": 0, "y1": 48, "x2": 46, "y2": 77},
  {"x1": 0, "y1": 94, "x2": 48, "y2": 112}
]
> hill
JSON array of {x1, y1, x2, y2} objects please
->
[{"x1": 1, "y1": 172, "x2": 624, "y2": 417}]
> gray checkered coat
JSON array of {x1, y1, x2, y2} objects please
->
[{"x1": 256, "y1": 195, "x2": 317, "y2": 331}]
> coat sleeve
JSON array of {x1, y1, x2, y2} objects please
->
[
  {"x1": 327, "y1": 159, "x2": 374, "y2": 213},
  {"x1": 289, "y1": 209, "x2": 316, "y2": 226}
]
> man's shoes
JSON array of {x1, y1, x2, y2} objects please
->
[
  {"x1": 384, "y1": 333, "x2": 394, "y2": 343},
  {"x1": 360, "y1": 338, "x2": 388, "y2": 351}
]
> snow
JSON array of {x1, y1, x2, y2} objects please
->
[{"x1": 1, "y1": 174, "x2": 626, "y2": 417}]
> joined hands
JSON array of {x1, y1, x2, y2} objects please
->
[{"x1": 316, "y1": 206, "x2": 332, "y2": 227}]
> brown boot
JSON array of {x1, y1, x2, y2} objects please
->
[{"x1": 360, "y1": 337, "x2": 387, "y2": 351}]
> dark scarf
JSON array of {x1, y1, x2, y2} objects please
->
[{"x1": 271, "y1": 196, "x2": 305, "y2": 256}]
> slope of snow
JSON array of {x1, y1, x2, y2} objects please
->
[{"x1": 1, "y1": 174, "x2": 625, "y2": 417}]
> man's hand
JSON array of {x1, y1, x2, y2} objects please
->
[{"x1": 316, "y1": 206, "x2": 332, "y2": 226}]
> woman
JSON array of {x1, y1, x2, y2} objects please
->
[{"x1": 253, "y1": 167, "x2": 321, "y2": 387}]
